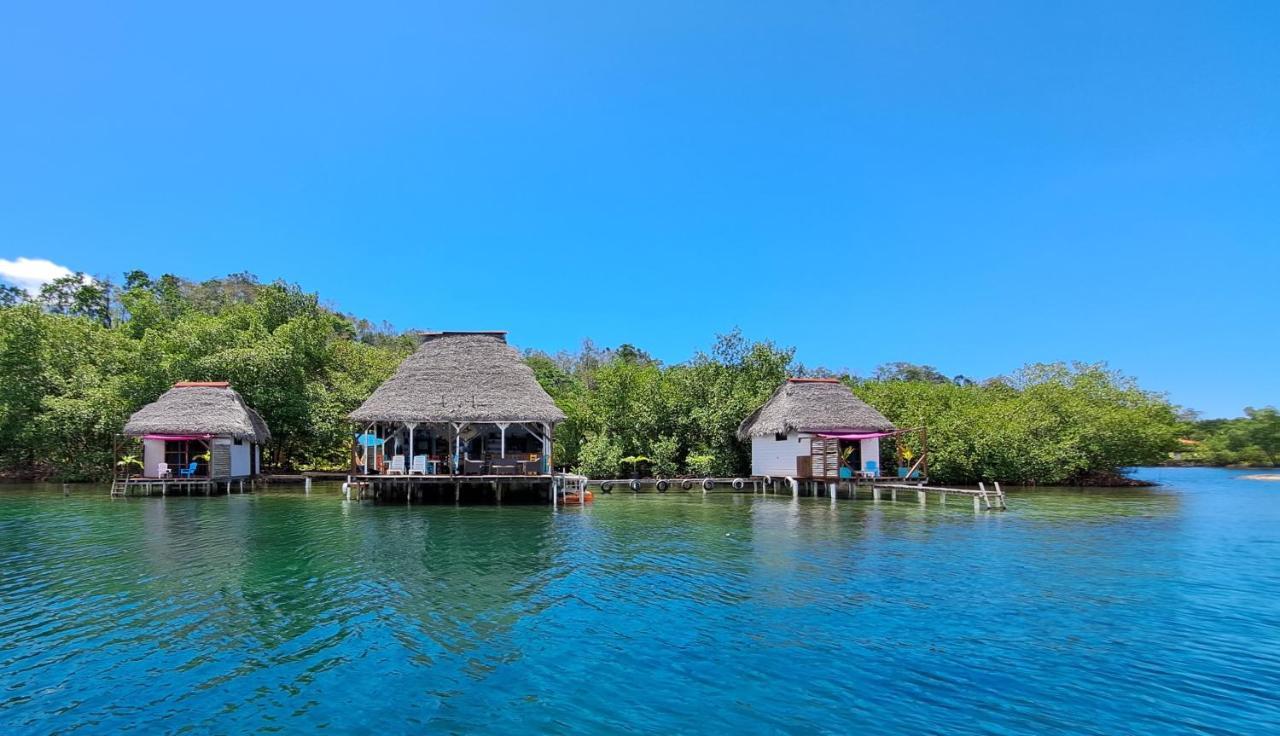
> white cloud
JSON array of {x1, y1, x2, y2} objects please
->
[{"x1": 0, "y1": 257, "x2": 79, "y2": 295}]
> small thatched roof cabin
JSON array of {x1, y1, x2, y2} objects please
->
[
  {"x1": 737, "y1": 378, "x2": 894, "y2": 440},
  {"x1": 122, "y1": 382, "x2": 270, "y2": 479},
  {"x1": 348, "y1": 332, "x2": 565, "y2": 476},
  {"x1": 738, "y1": 378, "x2": 899, "y2": 480}
]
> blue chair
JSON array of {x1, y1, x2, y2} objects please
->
[
  {"x1": 863, "y1": 460, "x2": 879, "y2": 478},
  {"x1": 178, "y1": 461, "x2": 198, "y2": 478}
]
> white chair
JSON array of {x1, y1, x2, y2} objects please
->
[
  {"x1": 157, "y1": 462, "x2": 171, "y2": 479},
  {"x1": 387, "y1": 455, "x2": 406, "y2": 475},
  {"x1": 410, "y1": 455, "x2": 428, "y2": 475}
]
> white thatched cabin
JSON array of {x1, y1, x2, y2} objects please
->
[
  {"x1": 738, "y1": 378, "x2": 908, "y2": 480},
  {"x1": 348, "y1": 331, "x2": 566, "y2": 477},
  {"x1": 122, "y1": 382, "x2": 270, "y2": 480}
]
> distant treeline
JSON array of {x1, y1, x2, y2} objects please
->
[
  {"x1": 1178, "y1": 408, "x2": 1280, "y2": 467},
  {"x1": 0, "y1": 270, "x2": 1260, "y2": 484}
]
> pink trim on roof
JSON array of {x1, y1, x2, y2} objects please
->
[
  {"x1": 142, "y1": 434, "x2": 214, "y2": 441},
  {"x1": 813, "y1": 431, "x2": 895, "y2": 440}
]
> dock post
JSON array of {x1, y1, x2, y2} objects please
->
[
  {"x1": 828, "y1": 482, "x2": 836, "y2": 499},
  {"x1": 917, "y1": 490, "x2": 926, "y2": 505},
  {"x1": 872, "y1": 486, "x2": 880, "y2": 502},
  {"x1": 940, "y1": 492, "x2": 947, "y2": 504},
  {"x1": 973, "y1": 495, "x2": 981, "y2": 512},
  {"x1": 305, "y1": 477, "x2": 312, "y2": 495},
  {"x1": 454, "y1": 481, "x2": 460, "y2": 504},
  {"x1": 891, "y1": 487, "x2": 897, "y2": 502}
]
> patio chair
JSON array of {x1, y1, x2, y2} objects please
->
[
  {"x1": 491, "y1": 460, "x2": 517, "y2": 475},
  {"x1": 157, "y1": 462, "x2": 171, "y2": 479},
  {"x1": 463, "y1": 458, "x2": 486, "y2": 475},
  {"x1": 410, "y1": 455, "x2": 431, "y2": 475},
  {"x1": 860, "y1": 460, "x2": 879, "y2": 479},
  {"x1": 387, "y1": 455, "x2": 406, "y2": 475},
  {"x1": 177, "y1": 461, "x2": 198, "y2": 479}
]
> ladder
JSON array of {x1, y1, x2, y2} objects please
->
[{"x1": 977, "y1": 482, "x2": 1007, "y2": 510}]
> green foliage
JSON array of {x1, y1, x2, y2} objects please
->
[
  {"x1": 851, "y1": 362, "x2": 1183, "y2": 484},
  {"x1": 526, "y1": 328, "x2": 790, "y2": 478},
  {"x1": 0, "y1": 272, "x2": 411, "y2": 480},
  {"x1": 577, "y1": 433, "x2": 624, "y2": 478},
  {"x1": 0, "y1": 269, "x2": 1204, "y2": 485},
  {"x1": 1188, "y1": 407, "x2": 1280, "y2": 466},
  {"x1": 0, "y1": 285, "x2": 25, "y2": 307}
]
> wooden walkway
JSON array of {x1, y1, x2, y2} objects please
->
[
  {"x1": 109, "y1": 477, "x2": 253, "y2": 497},
  {"x1": 594, "y1": 476, "x2": 1008, "y2": 511},
  {"x1": 866, "y1": 481, "x2": 1008, "y2": 511}
]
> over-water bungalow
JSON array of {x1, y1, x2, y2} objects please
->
[
  {"x1": 737, "y1": 378, "x2": 927, "y2": 482},
  {"x1": 115, "y1": 381, "x2": 271, "y2": 494},
  {"x1": 347, "y1": 331, "x2": 571, "y2": 502}
]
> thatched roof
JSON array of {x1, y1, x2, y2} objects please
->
[
  {"x1": 349, "y1": 332, "x2": 567, "y2": 424},
  {"x1": 123, "y1": 382, "x2": 272, "y2": 442},
  {"x1": 737, "y1": 378, "x2": 895, "y2": 439}
]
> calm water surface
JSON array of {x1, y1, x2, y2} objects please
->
[{"x1": 2, "y1": 467, "x2": 1278, "y2": 734}]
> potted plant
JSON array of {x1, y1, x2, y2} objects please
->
[
  {"x1": 621, "y1": 455, "x2": 649, "y2": 479},
  {"x1": 116, "y1": 454, "x2": 143, "y2": 479}
]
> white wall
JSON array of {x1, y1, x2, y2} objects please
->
[
  {"x1": 143, "y1": 439, "x2": 165, "y2": 477},
  {"x1": 230, "y1": 440, "x2": 251, "y2": 477},
  {"x1": 750, "y1": 432, "x2": 811, "y2": 477},
  {"x1": 859, "y1": 437, "x2": 882, "y2": 475}
]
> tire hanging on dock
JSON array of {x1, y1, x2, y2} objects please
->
[
  {"x1": 702, "y1": 478, "x2": 715, "y2": 491},
  {"x1": 630, "y1": 479, "x2": 642, "y2": 492},
  {"x1": 732, "y1": 478, "x2": 745, "y2": 490},
  {"x1": 601, "y1": 481, "x2": 613, "y2": 493},
  {"x1": 655, "y1": 479, "x2": 669, "y2": 492},
  {"x1": 681, "y1": 479, "x2": 694, "y2": 491}
]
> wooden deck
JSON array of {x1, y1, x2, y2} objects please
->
[
  {"x1": 110, "y1": 476, "x2": 254, "y2": 496},
  {"x1": 346, "y1": 473, "x2": 558, "y2": 504},
  {"x1": 591, "y1": 475, "x2": 1007, "y2": 511}
]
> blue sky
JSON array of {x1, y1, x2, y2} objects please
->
[{"x1": 1, "y1": 2, "x2": 1276, "y2": 418}]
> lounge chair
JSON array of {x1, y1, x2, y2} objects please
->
[
  {"x1": 177, "y1": 461, "x2": 198, "y2": 478},
  {"x1": 410, "y1": 455, "x2": 435, "y2": 475},
  {"x1": 387, "y1": 455, "x2": 406, "y2": 475},
  {"x1": 463, "y1": 458, "x2": 486, "y2": 475}
]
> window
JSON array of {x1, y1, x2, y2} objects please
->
[
  {"x1": 775, "y1": 432, "x2": 788, "y2": 442},
  {"x1": 233, "y1": 438, "x2": 243, "y2": 446}
]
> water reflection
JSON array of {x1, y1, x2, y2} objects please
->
[{"x1": 0, "y1": 470, "x2": 1276, "y2": 735}]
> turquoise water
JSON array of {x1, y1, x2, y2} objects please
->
[{"x1": 1, "y1": 467, "x2": 1278, "y2": 734}]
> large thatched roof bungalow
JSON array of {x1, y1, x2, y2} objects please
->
[
  {"x1": 738, "y1": 378, "x2": 923, "y2": 480},
  {"x1": 348, "y1": 331, "x2": 566, "y2": 478},
  {"x1": 122, "y1": 381, "x2": 271, "y2": 480}
]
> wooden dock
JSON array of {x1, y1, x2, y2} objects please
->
[
  {"x1": 109, "y1": 477, "x2": 254, "y2": 497},
  {"x1": 593, "y1": 476, "x2": 1008, "y2": 511},
  {"x1": 344, "y1": 473, "x2": 568, "y2": 504}
]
